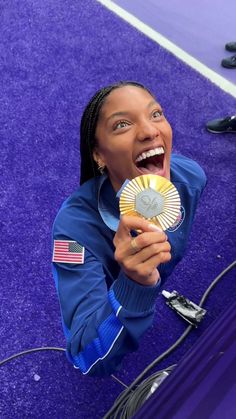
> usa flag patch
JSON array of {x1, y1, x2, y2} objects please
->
[{"x1": 53, "y1": 240, "x2": 84, "y2": 264}]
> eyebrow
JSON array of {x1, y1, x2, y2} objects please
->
[{"x1": 106, "y1": 99, "x2": 159, "y2": 123}]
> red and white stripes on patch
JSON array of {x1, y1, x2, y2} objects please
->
[{"x1": 52, "y1": 240, "x2": 84, "y2": 264}]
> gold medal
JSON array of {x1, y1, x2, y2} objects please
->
[{"x1": 119, "y1": 174, "x2": 181, "y2": 231}]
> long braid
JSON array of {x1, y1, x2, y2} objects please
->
[
  {"x1": 79, "y1": 81, "x2": 153, "y2": 185},
  {"x1": 80, "y1": 87, "x2": 113, "y2": 184}
]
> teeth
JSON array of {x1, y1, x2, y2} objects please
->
[{"x1": 136, "y1": 147, "x2": 164, "y2": 163}]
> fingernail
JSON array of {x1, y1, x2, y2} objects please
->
[{"x1": 148, "y1": 223, "x2": 163, "y2": 232}]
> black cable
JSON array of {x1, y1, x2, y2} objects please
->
[
  {"x1": 119, "y1": 365, "x2": 176, "y2": 418},
  {"x1": 104, "y1": 324, "x2": 193, "y2": 419},
  {"x1": 112, "y1": 365, "x2": 176, "y2": 419},
  {"x1": 103, "y1": 260, "x2": 236, "y2": 419},
  {"x1": 0, "y1": 347, "x2": 127, "y2": 389},
  {"x1": 199, "y1": 260, "x2": 236, "y2": 307},
  {"x1": 0, "y1": 261, "x2": 235, "y2": 417},
  {"x1": 0, "y1": 347, "x2": 66, "y2": 367}
]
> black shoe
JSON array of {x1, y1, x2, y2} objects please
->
[
  {"x1": 221, "y1": 55, "x2": 236, "y2": 68},
  {"x1": 206, "y1": 116, "x2": 236, "y2": 134},
  {"x1": 225, "y1": 42, "x2": 236, "y2": 52}
]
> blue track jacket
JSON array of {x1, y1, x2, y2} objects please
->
[{"x1": 52, "y1": 154, "x2": 207, "y2": 376}]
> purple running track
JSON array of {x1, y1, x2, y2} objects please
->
[{"x1": 113, "y1": 0, "x2": 236, "y2": 85}]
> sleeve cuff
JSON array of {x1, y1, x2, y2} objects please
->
[{"x1": 111, "y1": 271, "x2": 161, "y2": 312}]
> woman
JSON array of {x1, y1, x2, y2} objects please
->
[{"x1": 52, "y1": 81, "x2": 206, "y2": 376}]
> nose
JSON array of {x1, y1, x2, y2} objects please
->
[{"x1": 137, "y1": 119, "x2": 160, "y2": 142}]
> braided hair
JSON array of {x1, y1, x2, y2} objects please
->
[{"x1": 79, "y1": 81, "x2": 153, "y2": 185}]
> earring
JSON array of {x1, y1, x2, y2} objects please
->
[{"x1": 97, "y1": 162, "x2": 105, "y2": 174}]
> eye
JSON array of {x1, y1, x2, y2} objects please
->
[
  {"x1": 152, "y1": 109, "x2": 163, "y2": 119},
  {"x1": 113, "y1": 120, "x2": 130, "y2": 130}
]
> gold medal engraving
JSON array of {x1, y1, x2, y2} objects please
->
[{"x1": 119, "y1": 175, "x2": 181, "y2": 231}]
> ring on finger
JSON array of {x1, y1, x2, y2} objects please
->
[{"x1": 130, "y1": 238, "x2": 139, "y2": 253}]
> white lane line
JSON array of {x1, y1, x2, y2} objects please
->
[{"x1": 97, "y1": 0, "x2": 236, "y2": 98}]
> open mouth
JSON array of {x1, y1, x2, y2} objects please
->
[{"x1": 135, "y1": 147, "x2": 165, "y2": 176}]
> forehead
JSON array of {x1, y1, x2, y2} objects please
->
[{"x1": 100, "y1": 85, "x2": 156, "y2": 118}]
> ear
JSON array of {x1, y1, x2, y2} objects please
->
[{"x1": 93, "y1": 148, "x2": 105, "y2": 167}]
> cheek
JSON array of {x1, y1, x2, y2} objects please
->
[
  {"x1": 101, "y1": 138, "x2": 131, "y2": 158},
  {"x1": 99, "y1": 145, "x2": 129, "y2": 167},
  {"x1": 165, "y1": 124, "x2": 173, "y2": 149}
]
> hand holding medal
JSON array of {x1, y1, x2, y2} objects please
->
[{"x1": 114, "y1": 175, "x2": 180, "y2": 286}]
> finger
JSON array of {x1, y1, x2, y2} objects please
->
[
  {"x1": 115, "y1": 215, "x2": 162, "y2": 240},
  {"x1": 122, "y1": 248, "x2": 171, "y2": 283},
  {"x1": 119, "y1": 241, "x2": 171, "y2": 274},
  {"x1": 131, "y1": 231, "x2": 168, "y2": 251},
  {"x1": 143, "y1": 250, "x2": 172, "y2": 272},
  {"x1": 115, "y1": 227, "x2": 168, "y2": 263},
  {"x1": 131, "y1": 250, "x2": 172, "y2": 279},
  {"x1": 115, "y1": 229, "x2": 168, "y2": 262},
  {"x1": 130, "y1": 237, "x2": 140, "y2": 254},
  {"x1": 129, "y1": 232, "x2": 168, "y2": 257},
  {"x1": 130, "y1": 241, "x2": 171, "y2": 265}
]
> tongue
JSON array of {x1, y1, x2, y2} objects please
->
[
  {"x1": 146, "y1": 162, "x2": 162, "y2": 171},
  {"x1": 139, "y1": 162, "x2": 163, "y2": 175}
]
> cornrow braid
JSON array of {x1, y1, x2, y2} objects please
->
[{"x1": 79, "y1": 81, "x2": 153, "y2": 185}]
